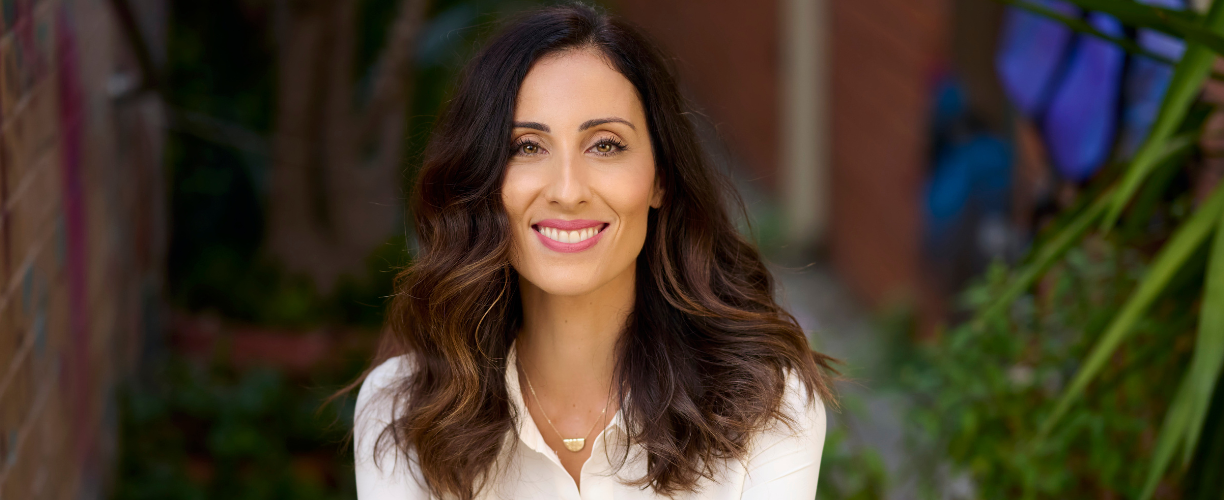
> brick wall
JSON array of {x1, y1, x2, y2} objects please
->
[
  {"x1": 0, "y1": 0, "x2": 164, "y2": 498},
  {"x1": 611, "y1": 0, "x2": 782, "y2": 188},
  {"x1": 828, "y1": 0, "x2": 950, "y2": 309}
]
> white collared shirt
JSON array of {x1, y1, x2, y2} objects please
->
[{"x1": 354, "y1": 345, "x2": 826, "y2": 499}]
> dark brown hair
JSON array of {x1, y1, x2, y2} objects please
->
[{"x1": 361, "y1": 3, "x2": 837, "y2": 499}]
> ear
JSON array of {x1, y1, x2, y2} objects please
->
[{"x1": 649, "y1": 177, "x2": 664, "y2": 209}]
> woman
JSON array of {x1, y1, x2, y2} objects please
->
[{"x1": 352, "y1": 4, "x2": 838, "y2": 499}]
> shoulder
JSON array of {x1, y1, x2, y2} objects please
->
[
  {"x1": 738, "y1": 369, "x2": 828, "y2": 497},
  {"x1": 745, "y1": 368, "x2": 827, "y2": 463},
  {"x1": 354, "y1": 355, "x2": 430, "y2": 498},
  {"x1": 354, "y1": 355, "x2": 418, "y2": 461},
  {"x1": 356, "y1": 355, "x2": 416, "y2": 415},
  {"x1": 776, "y1": 368, "x2": 827, "y2": 440}
]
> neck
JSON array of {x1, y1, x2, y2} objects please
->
[{"x1": 515, "y1": 266, "x2": 635, "y2": 402}]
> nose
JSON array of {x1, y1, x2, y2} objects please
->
[{"x1": 542, "y1": 149, "x2": 591, "y2": 209}]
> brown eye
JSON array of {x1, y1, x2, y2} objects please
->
[
  {"x1": 521, "y1": 143, "x2": 539, "y2": 154},
  {"x1": 596, "y1": 143, "x2": 613, "y2": 153}
]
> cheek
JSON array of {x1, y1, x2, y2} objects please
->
[
  {"x1": 602, "y1": 165, "x2": 657, "y2": 233},
  {"x1": 500, "y1": 170, "x2": 537, "y2": 267},
  {"x1": 626, "y1": 166, "x2": 659, "y2": 212},
  {"x1": 500, "y1": 169, "x2": 534, "y2": 225}
]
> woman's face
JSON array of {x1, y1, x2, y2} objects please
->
[{"x1": 502, "y1": 48, "x2": 661, "y2": 297}]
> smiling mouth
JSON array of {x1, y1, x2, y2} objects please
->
[{"x1": 533, "y1": 223, "x2": 608, "y2": 244}]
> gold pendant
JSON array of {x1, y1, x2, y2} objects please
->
[{"x1": 562, "y1": 438, "x2": 585, "y2": 452}]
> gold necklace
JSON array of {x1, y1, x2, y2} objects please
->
[{"x1": 519, "y1": 362, "x2": 611, "y2": 452}]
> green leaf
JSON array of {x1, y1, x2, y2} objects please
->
[
  {"x1": 1122, "y1": 134, "x2": 1198, "y2": 238},
  {"x1": 1103, "y1": 0, "x2": 1224, "y2": 232},
  {"x1": 975, "y1": 133, "x2": 1197, "y2": 328},
  {"x1": 1058, "y1": 0, "x2": 1224, "y2": 54},
  {"x1": 1140, "y1": 207, "x2": 1224, "y2": 498},
  {"x1": 973, "y1": 190, "x2": 1113, "y2": 326},
  {"x1": 1141, "y1": 346, "x2": 1204, "y2": 498},
  {"x1": 1182, "y1": 206, "x2": 1224, "y2": 462},
  {"x1": 1042, "y1": 185, "x2": 1224, "y2": 437}
]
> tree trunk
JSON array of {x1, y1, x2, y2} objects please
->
[{"x1": 268, "y1": 0, "x2": 426, "y2": 292}]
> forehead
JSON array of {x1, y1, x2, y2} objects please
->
[{"x1": 514, "y1": 48, "x2": 645, "y2": 124}]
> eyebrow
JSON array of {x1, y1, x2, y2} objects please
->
[
  {"x1": 511, "y1": 117, "x2": 637, "y2": 133},
  {"x1": 513, "y1": 121, "x2": 550, "y2": 132},
  {"x1": 580, "y1": 117, "x2": 636, "y2": 131}
]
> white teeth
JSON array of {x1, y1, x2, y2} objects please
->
[{"x1": 538, "y1": 225, "x2": 602, "y2": 244}]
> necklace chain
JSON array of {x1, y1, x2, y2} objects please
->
[{"x1": 519, "y1": 359, "x2": 611, "y2": 453}]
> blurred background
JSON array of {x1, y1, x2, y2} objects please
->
[{"x1": 2, "y1": 0, "x2": 1223, "y2": 498}]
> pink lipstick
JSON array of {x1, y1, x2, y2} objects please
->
[{"x1": 532, "y1": 219, "x2": 608, "y2": 253}]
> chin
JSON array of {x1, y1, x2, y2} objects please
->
[{"x1": 523, "y1": 267, "x2": 606, "y2": 297}]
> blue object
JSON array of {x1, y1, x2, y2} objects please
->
[
  {"x1": 1119, "y1": 0, "x2": 1187, "y2": 157},
  {"x1": 995, "y1": 0, "x2": 1189, "y2": 182},
  {"x1": 1041, "y1": 12, "x2": 1126, "y2": 182},
  {"x1": 925, "y1": 136, "x2": 1013, "y2": 226},
  {"x1": 932, "y1": 77, "x2": 968, "y2": 133},
  {"x1": 996, "y1": 0, "x2": 1080, "y2": 117}
]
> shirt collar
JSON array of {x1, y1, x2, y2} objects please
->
[{"x1": 504, "y1": 341, "x2": 625, "y2": 459}]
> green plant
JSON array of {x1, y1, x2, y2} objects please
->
[
  {"x1": 901, "y1": 243, "x2": 1216, "y2": 497},
  {"x1": 926, "y1": 1, "x2": 1224, "y2": 497},
  {"x1": 114, "y1": 356, "x2": 366, "y2": 500}
]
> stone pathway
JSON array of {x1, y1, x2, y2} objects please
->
[{"x1": 771, "y1": 263, "x2": 923, "y2": 500}]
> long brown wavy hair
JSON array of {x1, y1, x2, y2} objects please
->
[{"x1": 355, "y1": 4, "x2": 838, "y2": 499}]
